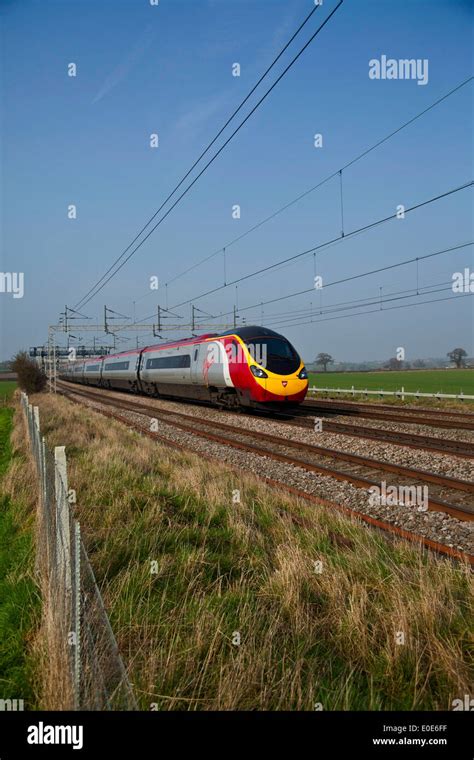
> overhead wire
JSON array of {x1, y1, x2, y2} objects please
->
[{"x1": 73, "y1": 0, "x2": 344, "y2": 310}]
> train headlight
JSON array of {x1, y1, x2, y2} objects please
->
[
  {"x1": 298, "y1": 367, "x2": 308, "y2": 380},
  {"x1": 250, "y1": 365, "x2": 268, "y2": 379}
]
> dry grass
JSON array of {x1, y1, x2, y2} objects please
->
[
  {"x1": 24, "y1": 390, "x2": 474, "y2": 710},
  {"x1": 2, "y1": 406, "x2": 76, "y2": 709},
  {"x1": 11, "y1": 405, "x2": 76, "y2": 709}
]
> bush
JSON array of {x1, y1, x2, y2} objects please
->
[{"x1": 10, "y1": 352, "x2": 47, "y2": 394}]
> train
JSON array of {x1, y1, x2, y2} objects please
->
[{"x1": 59, "y1": 325, "x2": 309, "y2": 410}]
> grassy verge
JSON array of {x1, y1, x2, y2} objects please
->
[
  {"x1": 0, "y1": 382, "x2": 17, "y2": 404},
  {"x1": 306, "y1": 390, "x2": 474, "y2": 411},
  {"x1": 32, "y1": 392, "x2": 473, "y2": 711},
  {"x1": 0, "y1": 405, "x2": 40, "y2": 706},
  {"x1": 308, "y1": 369, "x2": 474, "y2": 408}
]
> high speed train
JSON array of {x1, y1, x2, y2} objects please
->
[{"x1": 60, "y1": 326, "x2": 308, "y2": 410}]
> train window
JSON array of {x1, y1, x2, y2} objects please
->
[
  {"x1": 194, "y1": 349, "x2": 198, "y2": 361},
  {"x1": 85, "y1": 364, "x2": 100, "y2": 372},
  {"x1": 246, "y1": 337, "x2": 299, "y2": 375},
  {"x1": 104, "y1": 361, "x2": 130, "y2": 371},
  {"x1": 146, "y1": 355, "x2": 191, "y2": 370}
]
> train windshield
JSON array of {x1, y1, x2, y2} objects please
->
[{"x1": 246, "y1": 337, "x2": 300, "y2": 375}]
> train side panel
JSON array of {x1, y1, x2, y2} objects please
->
[
  {"x1": 102, "y1": 351, "x2": 140, "y2": 391},
  {"x1": 83, "y1": 358, "x2": 103, "y2": 386},
  {"x1": 72, "y1": 361, "x2": 85, "y2": 384},
  {"x1": 140, "y1": 342, "x2": 207, "y2": 400}
]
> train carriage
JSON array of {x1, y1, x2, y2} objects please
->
[
  {"x1": 140, "y1": 334, "x2": 216, "y2": 401},
  {"x1": 101, "y1": 351, "x2": 140, "y2": 391},
  {"x1": 59, "y1": 326, "x2": 309, "y2": 409},
  {"x1": 83, "y1": 358, "x2": 104, "y2": 386},
  {"x1": 213, "y1": 326, "x2": 308, "y2": 408},
  {"x1": 71, "y1": 360, "x2": 85, "y2": 384},
  {"x1": 137, "y1": 326, "x2": 308, "y2": 408}
]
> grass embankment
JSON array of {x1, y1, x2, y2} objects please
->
[
  {"x1": 309, "y1": 368, "x2": 474, "y2": 394},
  {"x1": 308, "y1": 369, "x2": 474, "y2": 408},
  {"x1": 31, "y1": 392, "x2": 473, "y2": 711},
  {"x1": 0, "y1": 404, "x2": 39, "y2": 706},
  {"x1": 0, "y1": 382, "x2": 17, "y2": 404}
]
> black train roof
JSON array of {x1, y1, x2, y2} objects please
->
[{"x1": 217, "y1": 325, "x2": 284, "y2": 340}]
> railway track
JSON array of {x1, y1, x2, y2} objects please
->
[
  {"x1": 56, "y1": 381, "x2": 474, "y2": 459},
  {"x1": 52, "y1": 382, "x2": 474, "y2": 564},
  {"x1": 275, "y1": 413, "x2": 474, "y2": 459},
  {"x1": 303, "y1": 398, "x2": 474, "y2": 430},
  {"x1": 56, "y1": 382, "x2": 474, "y2": 524},
  {"x1": 306, "y1": 396, "x2": 474, "y2": 417}
]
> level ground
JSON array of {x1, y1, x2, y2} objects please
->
[
  {"x1": 308, "y1": 369, "x2": 474, "y2": 396},
  {"x1": 28, "y1": 390, "x2": 474, "y2": 711},
  {"x1": 0, "y1": 406, "x2": 39, "y2": 706}
]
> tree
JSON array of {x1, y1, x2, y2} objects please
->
[
  {"x1": 11, "y1": 351, "x2": 47, "y2": 393},
  {"x1": 447, "y1": 348, "x2": 467, "y2": 368},
  {"x1": 385, "y1": 357, "x2": 403, "y2": 370},
  {"x1": 315, "y1": 353, "x2": 334, "y2": 372},
  {"x1": 412, "y1": 358, "x2": 426, "y2": 368}
]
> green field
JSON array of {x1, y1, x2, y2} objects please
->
[
  {"x1": 0, "y1": 407, "x2": 39, "y2": 705},
  {"x1": 308, "y1": 369, "x2": 474, "y2": 395},
  {"x1": 0, "y1": 381, "x2": 17, "y2": 402}
]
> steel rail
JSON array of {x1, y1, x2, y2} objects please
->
[
  {"x1": 56, "y1": 383, "x2": 474, "y2": 522},
  {"x1": 273, "y1": 415, "x2": 474, "y2": 459},
  {"x1": 302, "y1": 399, "x2": 474, "y2": 430},
  {"x1": 56, "y1": 384, "x2": 474, "y2": 566}
]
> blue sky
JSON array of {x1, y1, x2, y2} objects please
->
[{"x1": 1, "y1": 0, "x2": 472, "y2": 364}]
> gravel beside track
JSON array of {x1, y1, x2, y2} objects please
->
[
  {"x1": 60, "y1": 387, "x2": 474, "y2": 555},
  {"x1": 70, "y1": 385, "x2": 474, "y2": 480},
  {"x1": 311, "y1": 413, "x2": 474, "y2": 444}
]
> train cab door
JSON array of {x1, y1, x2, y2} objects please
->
[
  {"x1": 135, "y1": 351, "x2": 143, "y2": 392},
  {"x1": 191, "y1": 344, "x2": 204, "y2": 384}
]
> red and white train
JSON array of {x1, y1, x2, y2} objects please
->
[{"x1": 60, "y1": 325, "x2": 309, "y2": 409}]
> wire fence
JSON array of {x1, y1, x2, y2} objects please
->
[
  {"x1": 21, "y1": 392, "x2": 137, "y2": 710},
  {"x1": 309, "y1": 386, "x2": 474, "y2": 400}
]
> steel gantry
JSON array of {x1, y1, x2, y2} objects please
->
[{"x1": 43, "y1": 305, "x2": 238, "y2": 392}]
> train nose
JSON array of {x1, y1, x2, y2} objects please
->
[{"x1": 264, "y1": 374, "x2": 308, "y2": 398}]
